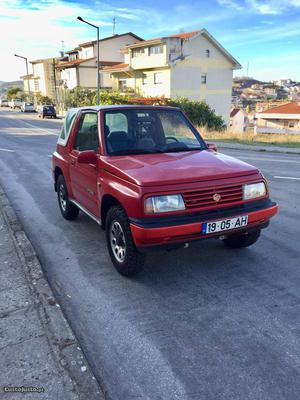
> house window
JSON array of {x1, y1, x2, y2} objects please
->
[
  {"x1": 132, "y1": 48, "x2": 144, "y2": 58},
  {"x1": 154, "y1": 72, "x2": 163, "y2": 84},
  {"x1": 142, "y1": 73, "x2": 148, "y2": 85},
  {"x1": 288, "y1": 122, "x2": 295, "y2": 128},
  {"x1": 205, "y1": 49, "x2": 210, "y2": 58},
  {"x1": 119, "y1": 79, "x2": 127, "y2": 91},
  {"x1": 201, "y1": 73, "x2": 207, "y2": 84},
  {"x1": 149, "y1": 45, "x2": 163, "y2": 55},
  {"x1": 34, "y1": 79, "x2": 39, "y2": 91}
]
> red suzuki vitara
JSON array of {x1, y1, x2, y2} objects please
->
[{"x1": 52, "y1": 106, "x2": 278, "y2": 276}]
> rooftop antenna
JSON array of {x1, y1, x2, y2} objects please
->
[
  {"x1": 112, "y1": 17, "x2": 116, "y2": 35},
  {"x1": 60, "y1": 40, "x2": 65, "y2": 57}
]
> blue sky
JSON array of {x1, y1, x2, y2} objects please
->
[{"x1": 0, "y1": 0, "x2": 300, "y2": 82}]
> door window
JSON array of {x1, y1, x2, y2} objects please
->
[{"x1": 73, "y1": 112, "x2": 99, "y2": 152}]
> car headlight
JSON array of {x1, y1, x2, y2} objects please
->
[
  {"x1": 243, "y1": 182, "x2": 266, "y2": 200},
  {"x1": 145, "y1": 194, "x2": 185, "y2": 213}
]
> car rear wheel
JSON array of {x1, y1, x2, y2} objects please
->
[
  {"x1": 106, "y1": 206, "x2": 145, "y2": 277},
  {"x1": 57, "y1": 175, "x2": 79, "y2": 220},
  {"x1": 223, "y1": 229, "x2": 261, "y2": 248}
]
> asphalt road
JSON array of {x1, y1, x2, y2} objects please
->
[{"x1": 0, "y1": 108, "x2": 300, "y2": 400}]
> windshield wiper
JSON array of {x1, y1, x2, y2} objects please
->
[
  {"x1": 164, "y1": 147, "x2": 202, "y2": 153},
  {"x1": 110, "y1": 149, "x2": 160, "y2": 155}
]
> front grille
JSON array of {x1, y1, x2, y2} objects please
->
[{"x1": 183, "y1": 184, "x2": 243, "y2": 211}]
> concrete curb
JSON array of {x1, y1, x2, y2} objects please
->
[
  {"x1": 213, "y1": 141, "x2": 300, "y2": 155},
  {"x1": 0, "y1": 185, "x2": 104, "y2": 399}
]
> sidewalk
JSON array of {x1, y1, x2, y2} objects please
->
[
  {"x1": 213, "y1": 140, "x2": 300, "y2": 154},
  {"x1": 0, "y1": 186, "x2": 104, "y2": 399}
]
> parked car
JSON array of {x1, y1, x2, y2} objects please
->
[
  {"x1": 0, "y1": 99, "x2": 9, "y2": 107},
  {"x1": 21, "y1": 102, "x2": 35, "y2": 112},
  {"x1": 37, "y1": 105, "x2": 56, "y2": 119},
  {"x1": 9, "y1": 98, "x2": 22, "y2": 109},
  {"x1": 52, "y1": 105, "x2": 278, "y2": 276}
]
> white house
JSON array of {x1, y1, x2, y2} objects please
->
[
  {"x1": 56, "y1": 32, "x2": 143, "y2": 90},
  {"x1": 20, "y1": 58, "x2": 57, "y2": 100},
  {"x1": 229, "y1": 108, "x2": 246, "y2": 133},
  {"x1": 255, "y1": 102, "x2": 300, "y2": 134},
  {"x1": 104, "y1": 29, "x2": 241, "y2": 124}
]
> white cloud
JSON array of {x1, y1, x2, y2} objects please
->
[
  {"x1": 217, "y1": 0, "x2": 244, "y2": 10},
  {"x1": 218, "y1": 0, "x2": 300, "y2": 14},
  {"x1": 0, "y1": 0, "x2": 151, "y2": 80}
]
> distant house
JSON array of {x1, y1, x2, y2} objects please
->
[
  {"x1": 104, "y1": 29, "x2": 241, "y2": 124},
  {"x1": 30, "y1": 58, "x2": 58, "y2": 99},
  {"x1": 20, "y1": 74, "x2": 35, "y2": 94},
  {"x1": 56, "y1": 32, "x2": 143, "y2": 90},
  {"x1": 229, "y1": 108, "x2": 246, "y2": 133},
  {"x1": 255, "y1": 102, "x2": 300, "y2": 134}
]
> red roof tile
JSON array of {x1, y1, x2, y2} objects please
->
[
  {"x1": 260, "y1": 102, "x2": 300, "y2": 114},
  {"x1": 126, "y1": 30, "x2": 201, "y2": 48},
  {"x1": 99, "y1": 61, "x2": 122, "y2": 66},
  {"x1": 56, "y1": 58, "x2": 95, "y2": 68},
  {"x1": 167, "y1": 30, "x2": 201, "y2": 39},
  {"x1": 230, "y1": 108, "x2": 241, "y2": 118},
  {"x1": 20, "y1": 74, "x2": 34, "y2": 79},
  {"x1": 103, "y1": 63, "x2": 129, "y2": 71}
]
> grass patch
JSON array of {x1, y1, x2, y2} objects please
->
[{"x1": 201, "y1": 129, "x2": 300, "y2": 148}]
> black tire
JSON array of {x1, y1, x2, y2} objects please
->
[
  {"x1": 57, "y1": 175, "x2": 79, "y2": 220},
  {"x1": 106, "y1": 206, "x2": 145, "y2": 276},
  {"x1": 223, "y1": 229, "x2": 261, "y2": 249}
]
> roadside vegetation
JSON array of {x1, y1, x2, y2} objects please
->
[
  {"x1": 202, "y1": 129, "x2": 300, "y2": 148},
  {"x1": 6, "y1": 87, "x2": 26, "y2": 100},
  {"x1": 64, "y1": 88, "x2": 225, "y2": 131}
]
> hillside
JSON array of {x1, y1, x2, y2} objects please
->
[{"x1": 0, "y1": 80, "x2": 23, "y2": 96}]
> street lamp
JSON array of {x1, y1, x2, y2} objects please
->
[
  {"x1": 77, "y1": 16, "x2": 100, "y2": 105},
  {"x1": 14, "y1": 54, "x2": 31, "y2": 99}
]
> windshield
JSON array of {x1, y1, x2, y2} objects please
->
[{"x1": 104, "y1": 108, "x2": 206, "y2": 155}]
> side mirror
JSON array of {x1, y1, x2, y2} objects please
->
[
  {"x1": 207, "y1": 143, "x2": 217, "y2": 152},
  {"x1": 77, "y1": 150, "x2": 97, "y2": 165}
]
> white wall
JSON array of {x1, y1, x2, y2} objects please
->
[
  {"x1": 61, "y1": 68, "x2": 78, "y2": 89},
  {"x1": 79, "y1": 46, "x2": 94, "y2": 60},
  {"x1": 169, "y1": 34, "x2": 235, "y2": 124},
  {"x1": 130, "y1": 45, "x2": 167, "y2": 70},
  {"x1": 93, "y1": 34, "x2": 143, "y2": 62},
  {"x1": 135, "y1": 68, "x2": 170, "y2": 97},
  {"x1": 33, "y1": 63, "x2": 47, "y2": 94},
  {"x1": 230, "y1": 111, "x2": 245, "y2": 133}
]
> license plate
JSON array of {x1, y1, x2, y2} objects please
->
[{"x1": 202, "y1": 215, "x2": 248, "y2": 234}]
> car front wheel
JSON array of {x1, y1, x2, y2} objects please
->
[
  {"x1": 106, "y1": 206, "x2": 145, "y2": 276},
  {"x1": 223, "y1": 229, "x2": 261, "y2": 248},
  {"x1": 57, "y1": 175, "x2": 79, "y2": 220}
]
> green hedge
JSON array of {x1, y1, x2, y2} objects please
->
[
  {"x1": 66, "y1": 88, "x2": 225, "y2": 131},
  {"x1": 167, "y1": 97, "x2": 225, "y2": 130}
]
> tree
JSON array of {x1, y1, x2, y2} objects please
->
[
  {"x1": 6, "y1": 87, "x2": 23, "y2": 100},
  {"x1": 65, "y1": 87, "x2": 96, "y2": 108},
  {"x1": 36, "y1": 94, "x2": 53, "y2": 105},
  {"x1": 167, "y1": 97, "x2": 225, "y2": 130}
]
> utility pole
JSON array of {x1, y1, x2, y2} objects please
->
[
  {"x1": 77, "y1": 16, "x2": 100, "y2": 105},
  {"x1": 61, "y1": 40, "x2": 65, "y2": 56},
  {"x1": 52, "y1": 58, "x2": 58, "y2": 107},
  {"x1": 14, "y1": 54, "x2": 31, "y2": 99},
  {"x1": 246, "y1": 61, "x2": 249, "y2": 77},
  {"x1": 113, "y1": 17, "x2": 116, "y2": 35}
]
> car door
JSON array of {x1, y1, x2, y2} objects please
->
[{"x1": 69, "y1": 111, "x2": 100, "y2": 217}]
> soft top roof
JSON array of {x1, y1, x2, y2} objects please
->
[{"x1": 68, "y1": 105, "x2": 181, "y2": 113}]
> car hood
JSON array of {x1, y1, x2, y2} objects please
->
[{"x1": 102, "y1": 150, "x2": 259, "y2": 187}]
